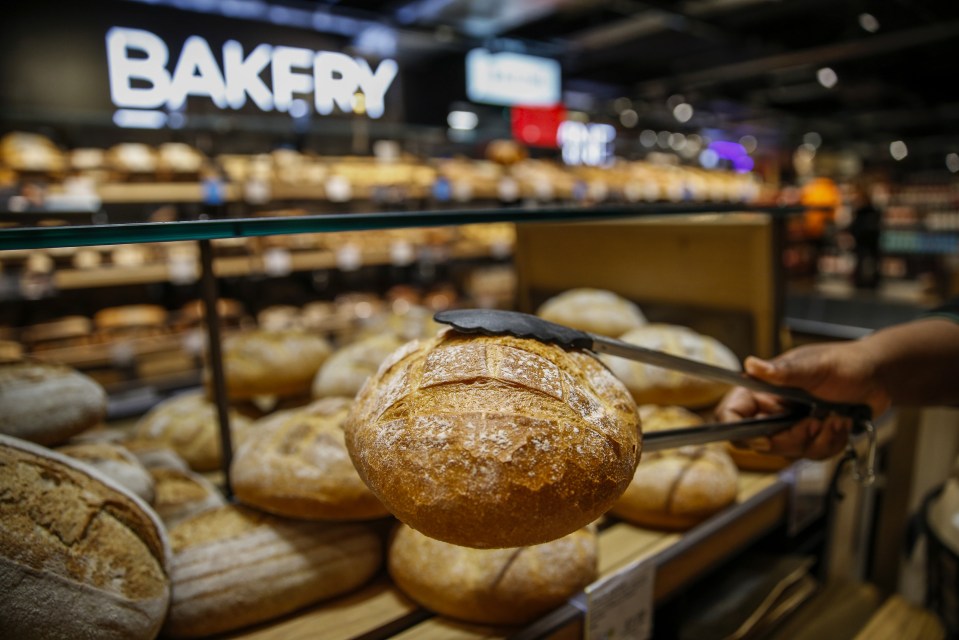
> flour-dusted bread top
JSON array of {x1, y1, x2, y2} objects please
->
[
  {"x1": 149, "y1": 466, "x2": 225, "y2": 528},
  {"x1": 0, "y1": 360, "x2": 106, "y2": 445},
  {"x1": 601, "y1": 324, "x2": 741, "y2": 408},
  {"x1": 232, "y1": 397, "x2": 389, "y2": 520},
  {"x1": 0, "y1": 434, "x2": 170, "y2": 640},
  {"x1": 219, "y1": 329, "x2": 332, "y2": 400},
  {"x1": 536, "y1": 288, "x2": 646, "y2": 338},
  {"x1": 311, "y1": 333, "x2": 405, "y2": 399},
  {"x1": 133, "y1": 390, "x2": 253, "y2": 471},
  {"x1": 612, "y1": 405, "x2": 738, "y2": 531},
  {"x1": 56, "y1": 441, "x2": 156, "y2": 504},
  {"x1": 164, "y1": 505, "x2": 383, "y2": 638},
  {"x1": 389, "y1": 524, "x2": 598, "y2": 625},
  {"x1": 346, "y1": 330, "x2": 641, "y2": 548}
]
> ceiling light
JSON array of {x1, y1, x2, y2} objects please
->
[
  {"x1": 620, "y1": 109, "x2": 639, "y2": 128},
  {"x1": 739, "y1": 135, "x2": 758, "y2": 153},
  {"x1": 858, "y1": 13, "x2": 880, "y2": 33},
  {"x1": 803, "y1": 132, "x2": 822, "y2": 149},
  {"x1": 447, "y1": 110, "x2": 478, "y2": 131},
  {"x1": 816, "y1": 67, "x2": 838, "y2": 89},
  {"x1": 946, "y1": 153, "x2": 959, "y2": 173},
  {"x1": 640, "y1": 129, "x2": 658, "y2": 148},
  {"x1": 673, "y1": 103, "x2": 694, "y2": 123},
  {"x1": 890, "y1": 140, "x2": 908, "y2": 161}
]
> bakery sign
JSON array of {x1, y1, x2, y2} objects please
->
[{"x1": 106, "y1": 27, "x2": 398, "y2": 123}]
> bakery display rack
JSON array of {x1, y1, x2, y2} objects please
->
[{"x1": 1, "y1": 202, "x2": 820, "y2": 639}]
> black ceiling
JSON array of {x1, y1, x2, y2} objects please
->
[{"x1": 309, "y1": 0, "x2": 959, "y2": 161}]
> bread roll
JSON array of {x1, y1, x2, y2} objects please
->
[
  {"x1": 220, "y1": 330, "x2": 332, "y2": 400},
  {"x1": 346, "y1": 330, "x2": 640, "y2": 548},
  {"x1": 164, "y1": 505, "x2": 382, "y2": 637},
  {"x1": 0, "y1": 361, "x2": 106, "y2": 445},
  {"x1": 312, "y1": 334, "x2": 404, "y2": 399},
  {"x1": 57, "y1": 442, "x2": 155, "y2": 503},
  {"x1": 601, "y1": 324, "x2": 740, "y2": 408},
  {"x1": 149, "y1": 466, "x2": 225, "y2": 527},
  {"x1": 133, "y1": 390, "x2": 253, "y2": 471},
  {"x1": 611, "y1": 405, "x2": 738, "y2": 531},
  {"x1": 537, "y1": 288, "x2": 646, "y2": 338},
  {"x1": 389, "y1": 524, "x2": 597, "y2": 625},
  {"x1": 233, "y1": 397, "x2": 388, "y2": 520},
  {"x1": 0, "y1": 435, "x2": 170, "y2": 640},
  {"x1": 725, "y1": 444, "x2": 792, "y2": 472}
]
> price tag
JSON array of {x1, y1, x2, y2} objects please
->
[
  {"x1": 325, "y1": 176, "x2": 353, "y2": 203},
  {"x1": 585, "y1": 558, "x2": 654, "y2": 640},
  {"x1": 168, "y1": 253, "x2": 198, "y2": 285}
]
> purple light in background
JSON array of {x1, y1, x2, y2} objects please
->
[
  {"x1": 708, "y1": 140, "x2": 748, "y2": 159},
  {"x1": 733, "y1": 156, "x2": 755, "y2": 173}
]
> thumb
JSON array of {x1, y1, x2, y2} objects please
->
[
  {"x1": 745, "y1": 352, "x2": 825, "y2": 390},
  {"x1": 744, "y1": 356, "x2": 786, "y2": 383}
]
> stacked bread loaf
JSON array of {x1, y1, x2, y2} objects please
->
[
  {"x1": 537, "y1": 288, "x2": 647, "y2": 337},
  {"x1": 218, "y1": 329, "x2": 331, "y2": 400}
]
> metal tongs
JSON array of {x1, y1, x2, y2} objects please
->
[{"x1": 434, "y1": 309, "x2": 874, "y2": 458}]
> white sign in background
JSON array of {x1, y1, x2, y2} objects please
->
[
  {"x1": 466, "y1": 48, "x2": 561, "y2": 107},
  {"x1": 585, "y1": 558, "x2": 654, "y2": 640}
]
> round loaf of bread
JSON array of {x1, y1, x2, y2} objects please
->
[
  {"x1": 219, "y1": 329, "x2": 332, "y2": 400},
  {"x1": 600, "y1": 324, "x2": 741, "y2": 408},
  {"x1": 57, "y1": 442, "x2": 155, "y2": 504},
  {"x1": 346, "y1": 331, "x2": 641, "y2": 548},
  {"x1": 725, "y1": 443, "x2": 792, "y2": 472},
  {"x1": 164, "y1": 505, "x2": 383, "y2": 638},
  {"x1": 389, "y1": 524, "x2": 597, "y2": 625},
  {"x1": 0, "y1": 360, "x2": 106, "y2": 445},
  {"x1": 0, "y1": 434, "x2": 170, "y2": 640},
  {"x1": 149, "y1": 466, "x2": 225, "y2": 527},
  {"x1": 537, "y1": 288, "x2": 646, "y2": 338},
  {"x1": 232, "y1": 397, "x2": 389, "y2": 520},
  {"x1": 611, "y1": 405, "x2": 738, "y2": 531},
  {"x1": 312, "y1": 334, "x2": 404, "y2": 399},
  {"x1": 133, "y1": 390, "x2": 253, "y2": 471}
]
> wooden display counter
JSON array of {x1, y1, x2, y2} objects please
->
[{"x1": 229, "y1": 471, "x2": 787, "y2": 640}]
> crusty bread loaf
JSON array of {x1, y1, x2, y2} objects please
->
[
  {"x1": 346, "y1": 330, "x2": 641, "y2": 548},
  {"x1": 389, "y1": 524, "x2": 597, "y2": 625},
  {"x1": 611, "y1": 405, "x2": 738, "y2": 531},
  {"x1": 0, "y1": 435, "x2": 170, "y2": 640},
  {"x1": 57, "y1": 441, "x2": 155, "y2": 503},
  {"x1": 537, "y1": 288, "x2": 646, "y2": 338},
  {"x1": 311, "y1": 333, "x2": 404, "y2": 399},
  {"x1": 601, "y1": 324, "x2": 741, "y2": 408},
  {"x1": 233, "y1": 397, "x2": 389, "y2": 520},
  {"x1": 219, "y1": 329, "x2": 332, "y2": 400},
  {"x1": 164, "y1": 505, "x2": 383, "y2": 637},
  {"x1": 0, "y1": 360, "x2": 106, "y2": 445},
  {"x1": 725, "y1": 444, "x2": 792, "y2": 472},
  {"x1": 133, "y1": 390, "x2": 253, "y2": 471},
  {"x1": 149, "y1": 466, "x2": 225, "y2": 527},
  {"x1": 94, "y1": 304, "x2": 167, "y2": 331}
]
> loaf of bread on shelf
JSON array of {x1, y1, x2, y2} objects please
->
[
  {"x1": 19, "y1": 315, "x2": 93, "y2": 351},
  {"x1": 536, "y1": 288, "x2": 647, "y2": 338},
  {"x1": 725, "y1": 443, "x2": 792, "y2": 472},
  {"x1": 600, "y1": 324, "x2": 741, "y2": 408},
  {"x1": 163, "y1": 504, "x2": 383, "y2": 638},
  {"x1": 149, "y1": 466, "x2": 225, "y2": 527},
  {"x1": 0, "y1": 360, "x2": 106, "y2": 445},
  {"x1": 346, "y1": 330, "x2": 641, "y2": 548},
  {"x1": 611, "y1": 405, "x2": 739, "y2": 531},
  {"x1": 389, "y1": 523, "x2": 597, "y2": 625},
  {"x1": 0, "y1": 132, "x2": 66, "y2": 173},
  {"x1": 57, "y1": 441, "x2": 156, "y2": 504},
  {"x1": 0, "y1": 435, "x2": 170, "y2": 640},
  {"x1": 0, "y1": 340, "x2": 23, "y2": 362},
  {"x1": 107, "y1": 143, "x2": 158, "y2": 175},
  {"x1": 133, "y1": 390, "x2": 253, "y2": 472},
  {"x1": 232, "y1": 397, "x2": 389, "y2": 520},
  {"x1": 218, "y1": 329, "x2": 332, "y2": 400},
  {"x1": 312, "y1": 333, "x2": 404, "y2": 399}
]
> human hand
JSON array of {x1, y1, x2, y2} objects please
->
[{"x1": 715, "y1": 341, "x2": 889, "y2": 460}]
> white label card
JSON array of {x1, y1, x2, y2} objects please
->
[{"x1": 585, "y1": 558, "x2": 654, "y2": 640}]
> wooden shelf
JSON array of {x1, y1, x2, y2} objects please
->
[{"x1": 228, "y1": 471, "x2": 787, "y2": 640}]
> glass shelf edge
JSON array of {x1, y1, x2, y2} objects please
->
[{"x1": 0, "y1": 204, "x2": 803, "y2": 250}]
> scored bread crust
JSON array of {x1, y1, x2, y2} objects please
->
[
  {"x1": 56, "y1": 441, "x2": 156, "y2": 504},
  {"x1": 0, "y1": 361, "x2": 106, "y2": 445},
  {"x1": 0, "y1": 434, "x2": 170, "y2": 640},
  {"x1": 388, "y1": 524, "x2": 598, "y2": 625},
  {"x1": 149, "y1": 466, "x2": 225, "y2": 527},
  {"x1": 218, "y1": 330, "x2": 332, "y2": 400},
  {"x1": 232, "y1": 397, "x2": 389, "y2": 520},
  {"x1": 346, "y1": 331, "x2": 641, "y2": 549},
  {"x1": 164, "y1": 505, "x2": 383, "y2": 638},
  {"x1": 601, "y1": 324, "x2": 741, "y2": 408}
]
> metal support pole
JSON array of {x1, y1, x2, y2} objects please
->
[{"x1": 198, "y1": 239, "x2": 234, "y2": 500}]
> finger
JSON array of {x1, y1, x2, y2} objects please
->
[
  {"x1": 715, "y1": 387, "x2": 760, "y2": 422},
  {"x1": 767, "y1": 419, "x2": 821, "y2": 458},
  {"x1": 804, "y1": 415, "x2": 852, "y2": 460}
]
